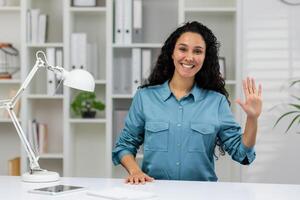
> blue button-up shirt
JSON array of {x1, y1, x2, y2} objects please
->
[{"x1": 112, "y1": 81, "x2": 255, "y2": 181}]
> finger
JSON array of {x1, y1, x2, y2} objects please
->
[
  {"x1": 129, "y1": 177, "x2": 134, "y2": 184},
  {"x1": 258, "y1": 84, "x2": 262, "y2": 97},
  {"x1": 243, "y1": 79, "x2": 249, "y2": 97},
  {"x1": 140, "y1": 177, "x2": 146, "y2": 184},
  {"x1": 134, "y1": 177, "x2": 139, "y2": 185},
  {"x1": 247, "y1": 77, "x2": 253, "y2": 94},
  {"x1": 145, "y1": 175, "x2": 154, "y2": 182},
  {"x1": 251, "y1": 78, "x2": 257, "y2": 94},
  {"x1": 125, "y1": 177, "x2": 129, "y2": 183}
]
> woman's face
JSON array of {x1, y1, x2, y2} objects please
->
[{"x1": 172, "y1": 32, "x2": 206, "y2": 79}]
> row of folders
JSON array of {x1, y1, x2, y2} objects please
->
[
  {"x1": 27, "y1": 9, "x2": 48, "y2": 43},
  {"x1": 114, "y1": 0, "x2": 142, "y2": 44}
]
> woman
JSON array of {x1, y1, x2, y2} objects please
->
[{"x1": 112, "y1": 21, "x2": 262, "y2": 184}]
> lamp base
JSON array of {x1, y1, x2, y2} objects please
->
[{"x1": 22, "y1": 170, "x2": 60, "y2": 183}]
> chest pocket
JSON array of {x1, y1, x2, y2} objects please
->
[
  {"x1": 188, "y1": 123, "x2": 216, "y2": 152},
  {"x1": 144, "y1": 122, "x2": 169, "y2": 152}
]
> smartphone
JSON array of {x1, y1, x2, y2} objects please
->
[{"x1": 28, "y1": 185, "x2": 86, "y2": 195}]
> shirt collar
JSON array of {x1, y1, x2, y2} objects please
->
[{"x1": 159, "y1": 80, "x2": 206, "y2": 102}]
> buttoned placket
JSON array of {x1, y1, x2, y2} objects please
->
[{"x1": 175, "y1": 98, "x2": 185, "y2": 179}]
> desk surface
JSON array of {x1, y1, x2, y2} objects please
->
[{"x1": 1, "y1": 176, "x2": 300, "y2": 200}]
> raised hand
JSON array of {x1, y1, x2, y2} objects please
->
[{"x1": 236, "y1": 77, "x2": 262, "y2": 119}]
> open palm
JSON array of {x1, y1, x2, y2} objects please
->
[{"x1": 236, "y1": 77, "x2": 262, "y2": 119}]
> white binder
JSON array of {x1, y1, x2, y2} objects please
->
[
  {"x1": 142, "y1": 49, "x2": 151, "y2": 82},
  {"x1": 123, "y1": 0, "x2": 132, "y2": 44},
  {"x1": 131, "y1": 48, "x2": 141, "y2": 95},
  {"x1": 46, "y1": 48, "x2": 56, "y2": 95},
  {"x1": 114, "y1": 0, "x2": 124, "y2": 44},
  {"x1": 133, "y1": 0, "x2": 142, "y2": 43}
]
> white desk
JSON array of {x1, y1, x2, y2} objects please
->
[{"x1": 1, "y1": 176, "x2": 300, "y2": 200}]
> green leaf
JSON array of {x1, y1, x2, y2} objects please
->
[
  {"x1": 274, "y1": 111, "x2": 300, "y2": 128},
  {"x1": 290, "y1": 79, "x2": 300, "y2": 87},
  {"x1": 285, "y1": 114, "x2": 300, "y2": 133},
  {"x1": 288, "y1": 104, "x2": 300, "y2": 110}
]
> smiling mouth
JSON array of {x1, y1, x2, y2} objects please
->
[{"x1": 181, "y1": 63, "x2": 194, "y2": 69}]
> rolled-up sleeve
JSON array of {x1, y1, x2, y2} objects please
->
[
  {"x1": 112, "y1": 89, "x2": 145, "y2": 165},
  {"x1": 217, "y1": 96, "x2": 256, "y2": 165}
]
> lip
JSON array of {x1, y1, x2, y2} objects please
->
[{"x1": 181, "y1": 63, "x2": 194, "y2": 69}]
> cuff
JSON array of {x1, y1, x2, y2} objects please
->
[
  {"x1": 239, "y1": 142, "x2": 256, "y2": 164},
  {"x1": 112, "y1": 149, "x2": 133, "y2": 165}
]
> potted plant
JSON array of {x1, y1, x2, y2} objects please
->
[
  {"x1": 274, "y1": 79, "x2": 300, "y2": 133},
  {"x1": 71, "y1": 91, "x2": 105, "y2": 118}
]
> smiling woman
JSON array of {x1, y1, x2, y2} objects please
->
[{"x1": 112, "y1": 21, "x2": 262, "y2": 184}]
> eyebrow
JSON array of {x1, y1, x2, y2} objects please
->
[{"x1": 178, "y1": 43, "x2": 204, "y2": 49}]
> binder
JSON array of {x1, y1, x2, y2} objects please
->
[
  {"x1": 131, "y1": 48, "x2": 141, "y2": 95},
  {"x1": 123, "y1": 0, "x2": 132, "y2": 44},
  {"x1": 142, "y1": 49, "x2": 151, "y2": 83},
  {"x1": 38, "y1": 14, "x2": 47, "y2": 43},
  {"x1": 30, "y1": 9, "x2": 40, "y2": 44},
  {"x1": 77, "y1": 33, "x2": 87, "y2": 70},
  {"x1": 26, "y1": 10, "x2": 32, "y2": 42},
  {"x1": 87, "y1": 43, "x2": 98, "y2": 79},
  {"x1": 114, "y1": 0, "x2": 124, "y2": 44},
  {"x1": 46, "y1": 48, "x2": 56, "y2": 95},
  {"x1": 71, "y1": 33, "x2": 87, "y2": 70},
  {"x1": 133, "y1": 0, "x2": 142, "y2": 43},
  {"x1": 55, "y1": 49, "x2": 63, "y2": 94}
]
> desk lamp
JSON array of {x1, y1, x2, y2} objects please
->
[{"x1": 0, "y1": 51, "x2": 95, "y2": 182}]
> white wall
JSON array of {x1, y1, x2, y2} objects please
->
[{"x1": 241, "y1": 0, "x2": 300, "y2": 184}]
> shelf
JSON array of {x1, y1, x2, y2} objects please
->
[
  {"x1": 0, "y1": 118, "x2": 20, "y2": 123},
  {"x1": 225, "y1": 80, "x2": 237, "y2": 85},
  {"x1": 69, "y1": 118, "x2": 107, "y2": 124},
  {"x1": 0, "y1": 7, "x2": 20, "y2": 11},
  {"x1": 95, "y1": 79, "x2": 106, "y2": 85},
  {"x1": 0, "y1": 79, "x2": 21, "y2": 84},
  {"x1": 39, "y1": 153, "x2": 63, "y2": 159},
  {"x1": 112, "y1": 94, "x2": 133, "y2": 99},
  {"x1": 184, "y1": 7, "x2": 236, "y2": 13},
  {"x1": 70, "y1": 6, "x2": 106, "y2": 13},
  {"x1": 112, "y1": 43, "x2": 162, "y2": 48},
  {"x1": 27, "y1": 43, "x2": 64, "y2": 48},
  {"x1": 27, "y1": 94, "x2": 64, "y2": 100}
]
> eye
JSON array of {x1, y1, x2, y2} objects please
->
[
  {"x1": 194, "y1": 49, "x2": 203, "y2": 55},
  {"x1": 178, "y1": 47, "x2": 187, "y2": 52}
]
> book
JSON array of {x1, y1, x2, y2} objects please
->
[{"x1": 8, "y1": 157, "x2": 20, "y2": 176}]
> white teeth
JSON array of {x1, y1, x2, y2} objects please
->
[{"x1": 182, "y1": 64, "x2": 194, "y2": 68}]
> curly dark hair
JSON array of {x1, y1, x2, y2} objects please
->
[{"x1": 141, "y1": 21, "x2": 228, "y2": 156}]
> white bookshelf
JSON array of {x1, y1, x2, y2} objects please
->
[
  {"x1": 0, "y1": 0, "x2": 22, "y2": 176},
  {"x1": 0, "y1": 0, "x2": 242, "y2": 181}
]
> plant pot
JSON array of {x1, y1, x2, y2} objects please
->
[{"x1": 81, "y1": 110, "x2": 96, "y2": 118}]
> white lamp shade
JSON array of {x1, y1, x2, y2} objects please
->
[{"x1": 63, "y1": 69, "x2": 95, "y2": 92}]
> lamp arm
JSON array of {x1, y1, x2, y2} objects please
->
[
  {"x1": 6, "y1": 106, "x2": 40, "y2": 172},
  {"x1": 11, "y1": 58, "x2": 43, "y2": 107}
]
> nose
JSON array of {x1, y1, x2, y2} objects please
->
[{"x1": 185, "y1": 52, "x2": 193, "y2": 63}]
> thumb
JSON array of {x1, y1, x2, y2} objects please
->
[{"x1": 235, "y1": 99, "x2": 246, "y2": 111}]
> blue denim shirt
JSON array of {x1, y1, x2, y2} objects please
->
[{"x1": 112, "y1": 81, "x2": 255, "y2": 181}]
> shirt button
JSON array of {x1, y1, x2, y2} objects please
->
[
  {"x1": 177, "y1": 123, "x2": 181, "y2": 127},
  {"x1": 179, "y1": 106, "x2": 183, "y2": 110},
  {"x1": 177, "y1": 143, "x2": 181, "y2": 147},
  {"x1": 176, "y1": 162, "x2": 180, "y2": 166}
]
